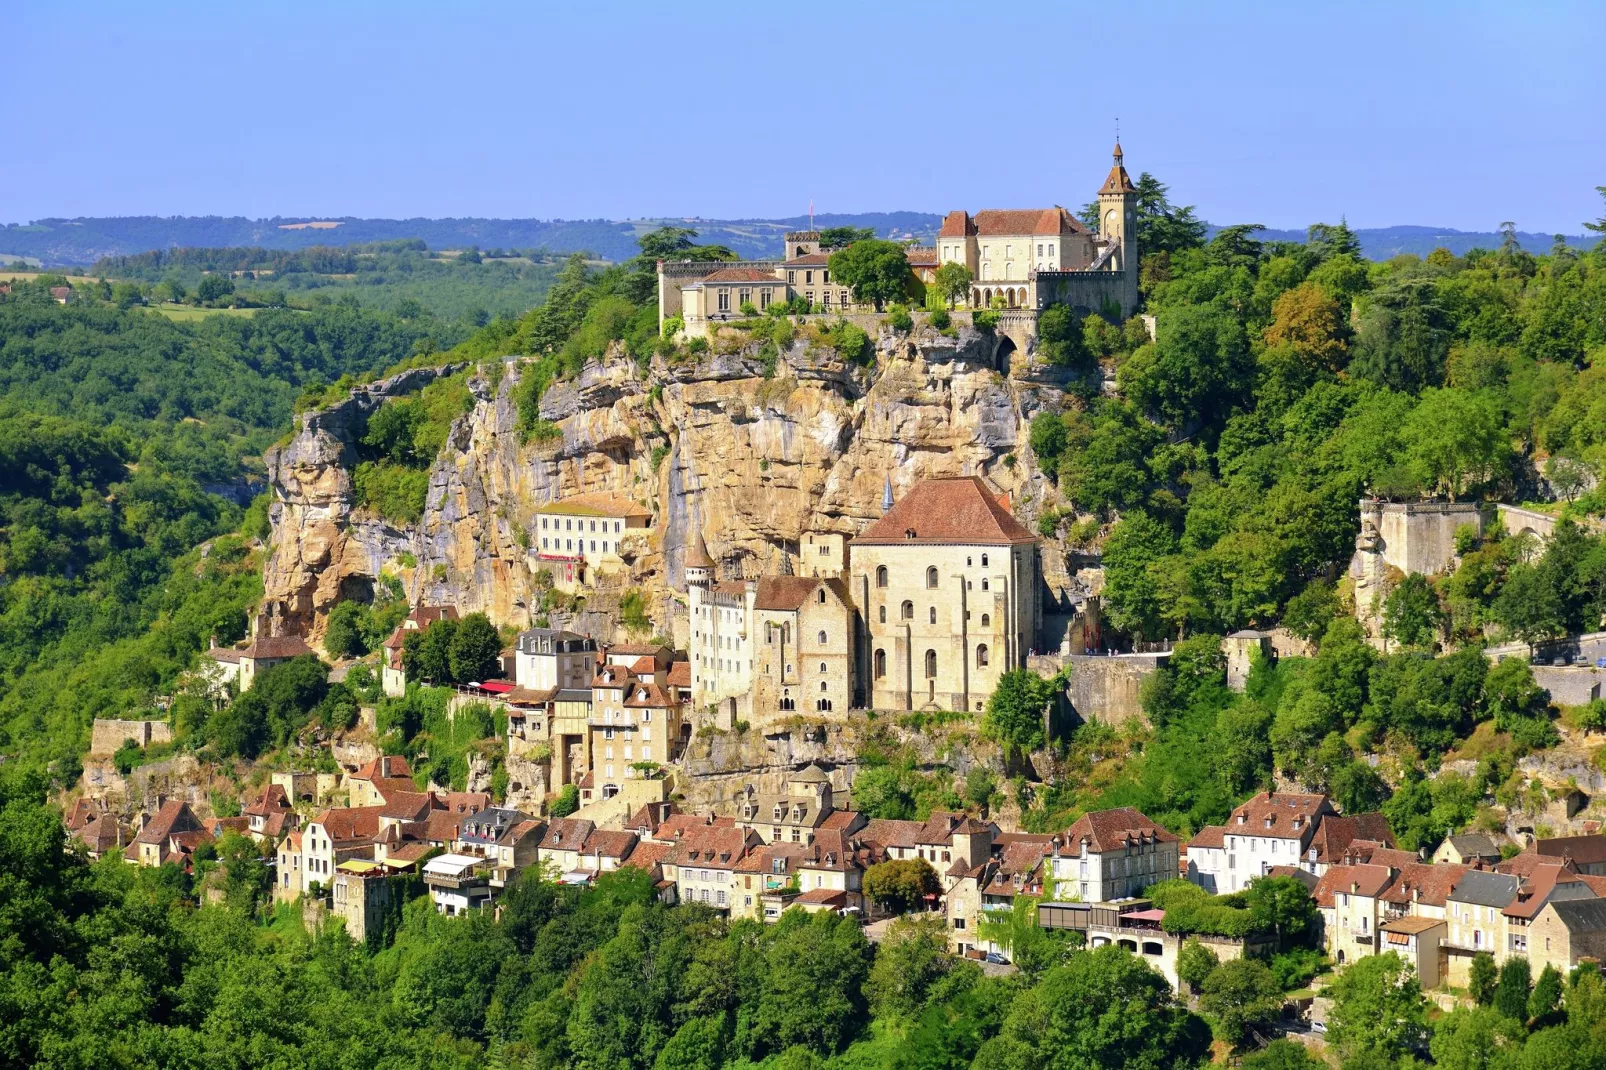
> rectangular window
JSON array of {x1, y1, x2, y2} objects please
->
[
  {"x1": 821, "y1": 291, "x2": 830, "y2": 307},
  {"x1": 805, "y1": 270, "x2": 813, "y2": 284},
  {"x1": 805, "y1": 291, "x2": 813, "y2": 305},
  {"x1": 822, "y1": 270, "x2": 830, "y2": 284},
  {"x1": 759, "y1": 289, "x2": 771, "y2": 309},
  {"x1": 787, "y1": 270, "x2": 795, "y2": 285},
  {"x1": 717, "y1": 289, "x2": 730, "y2": 312},
  {"x1": 739, "y1": 288, "x2": 750, "y2": 306},
  {"x1": 1037, "y1": 244, "x2": 1043, "y2": 256}
]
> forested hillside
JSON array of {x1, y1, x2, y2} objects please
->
[
  {"x1": 0, "y1": 280, "x2": 445, "y2": 775},
  {"x1": 89, "y1": 241, "x2": 563, "y2": 321}
]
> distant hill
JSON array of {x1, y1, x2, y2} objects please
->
[{"x1": 1, "y1": 214, "x2": 1596, "y2": 267}]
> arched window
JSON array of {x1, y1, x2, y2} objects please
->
[
  {"x1": 981, "y1": 554, "x2": 989, "y2": 568},
  {"x1": 816, "y1": 698, "x2": 833, "y2": 712},
  {"x1": 874, "y1": 649, "x2": 886, "y2": 678},
  {"x1": 929, "y1": 606, "x2": 937, "y2": 624},
  {"x1": 818, "y1": 631, "x2": 826, "y2": 645},
  {"x1": 818, "y1": 662, "x2": 827, "y2": 674},
  {"x1": 819, "y1": 680, "x2": 827, "y2": 691},
  {"x1": 817, "y1": 588, "x2": 826, "y2": 603},
  {"x1": 976, "y1": 644, "x2": 989, "y2": 667},
  {"x1": 981, "y1": 578, "x2": 989, "y2": 591},
  {"x1": 901, "y1": 601, "x2": 913, "y2": 620},
  {"x1": 926, "y1": 566, "x2": 939, "y2": 589},
  {"x1": 878, "y1": 605, "x2": 886, "y2": 623},
  {"x1": 924, "y1": 650, "x2": 937, "y2": 679},
  {"x1": 875, "y1": 565, "x2": 888, "y2": 588},
  {"x1": 981, "y1": 613, "x2": 990, "y2": 628}
]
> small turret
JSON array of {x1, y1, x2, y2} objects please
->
[
  {"x1": 685, "y1": 531, "x2": 715, "y2": 592},
  {"x1": 882, "y1": 474, "x2": 894, "y2": 515}
]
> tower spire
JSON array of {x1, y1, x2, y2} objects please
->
[{"x1": 882, "y1": 474, "x2": 894, "y2": 514}]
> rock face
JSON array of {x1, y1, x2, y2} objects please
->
[{"x1": 260, "y1": 325, "x2": 1076, "y2": 647}]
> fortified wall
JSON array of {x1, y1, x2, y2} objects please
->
[
  {"x1": 1350, "y1": 498, "x2": 1485, "y2": 640},
  {"x1": 89, "y1": 719, "x2": 172, "y2": 757}
]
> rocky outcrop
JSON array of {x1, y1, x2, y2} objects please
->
[{"x1": 259, "y1": 324, "x2": 1078, "y2": 647}]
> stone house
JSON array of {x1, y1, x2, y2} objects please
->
[
  {"x1": 685, "y1": 532, "x2": 759, "y2": 723},
  {"x1": 1434, "y1": 833, "x2": 1504, "y2": 866},
  {"x1": 536, "y1": 817, "x2": 596, "y2": 879},
  {"x1": 1049, "y1": 807, "x2": 1179, "y2": 903},
  {"x1": 331, "y1": 859, "x2": 410, "y2": 944},
  {"x1": 347, "y1": 755, "x2": 415, "y2": 807},
  {"x1": 1443, "y1": 869, "x2": 1520, "y2": 979},
  {"x1": 243, "y1": 783, "x2": 297, "y2": 844},
  {"x1": 851, "y1": 476, "x2": 1041, "y2": 713},
  {"x1": 532, "y1": 493, "x2": 652, "y2": 587},
  {"x1": 680, "y1": 267, "x2": 791, "y2": 332},
  {"x1": 731, "y1": 764, "x2": 852, "y2": 846},
  {"x1": 752, "y1": 575, "x2": 855, "y2": 717},
  {"x1": 300, "y1": 806, "x2": 385, "y2": 894},
  {"x1": 236, "y1": 634, "x2": 315, "y2": 691},
  {"x1": 1313, "y1": 862, "x2": 1396, "y2": 965},
  {"x1": 1530, "y1": 898, "x2": 1606, "y2": 976},
  {"x1": 124, "y1": 799, "x2": 210, "y2": 869},
  {"x1": 662, "y1": 824, "x2": 762, "y2": 913},
  {"x1": 1186, "y1": 792, "x2": 1337, "y2": 894},
  {"x1": 1379, "y1": 916, "x2": 1448, "y2": 988}
]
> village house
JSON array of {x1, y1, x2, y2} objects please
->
[
  {"x1": 299, "y1": 806, "x2": 385, "y2": 894},
  {"x1": 423, "y1": 853, "x2": 492, "y2": 916},
  {"x1": 536, "y1": 817, "x2": 597, "y2": 879},
  {"x1": 331, "y1": 858, "x2": 414, "y2": 944},
  {"x1": 1530, "y1": 898, "x2": 1606, "y2": 977},
  {"x1": 454, "y1": 806, "x2": 545, "y2": 887},
  {"x1": 514, "y1": 628, "x2": 597, "y2": 691},
  {"x1": 234, "y1": 633, "x2": 315, "y2": 691},
  {"x1": 1185, "y1": 792, "x2": 1340, "y2": 893},
  {"x1": 243, "y1": 783, "x2": 297, "y2": 844},
  {"x1": 662, "y1": 823, "x2": 763, "y2": 913},
  {"x1": 851, "y1": 476, "x2": 1041, "y2": 713},
  {"x1": 347, "y1": 755, "x2": 416, "y2": 807},
  {"x1": 1049, "y1": 808, "x2": 1179, "y2": 903},
  {"x1": 1434, "y1": 832, "x2": 1505, "y2": 866},
  {"x1": 381, "y1": 604, "x2": 458, "y2": 696},
  {"x1": 124, "y1": 799, "x2": 211, "y2": 869},
  {"x1": 1501, "y1": 834, "x2": 1606, "y2": 877},
  {"x1": 731, "y1": 764, "x2": 852, "y2": 846},
  {"x1": 1444, "y1": 869, "x2": 1521, "y2": 974}
]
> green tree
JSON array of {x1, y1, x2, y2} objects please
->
[
  {"x1": 933, "y1": 261, "x2": 973, "y2": 308},
  {"x1": 867, "y1": 915, "x2": 953, "y2": 1021},
  {"x1": 747, "y1": 909, "x2": 871, "y2": 1059},
  {"x1": 1176, "y1": 937, "x2": 1219, "y2": 994},
  {"x1": 404, "y1": 617, "x2": 457, "y2": 682},
  {"x1": 1517, "y1": 1025, "x2": 1606, "y2": 1070},
  {"x1": 863, "y1": 858, "x2": 941, "y2": 915},
  {"x1": 1324, "y1": 952, "x2": 1429, "y2": 1064},
  {"x1": 323, "y1": 599, "x2": 371, "y2": 659},
  {"x1": 1101, "y1": 512, "x2": 1179, "y2": 640},
  {"x1": 1428, "y1": 1005, "x2": 1526, "y2": 1070},
  {"x1": 818, "y1": 226, "x2": 875, "y2": 248},
  {"x1": 1037, "y1": 304, "x2": 1095, "y2": 374},
  {"x1": 1494, "y1": 956, "x2": 1533, "y2": 1024},
  {"x1": 1402, "y1": 387, "x2": 1509, "y2": 499},
  {"x1": 1530, "y1": 962, "x2": 1564, "y2": 1024},
  {"x1": 1470, "y1": 950, "x2": 1500, "y2": 1005},
  {"x1": 1240, "y1": 1039, "x2": 1327, "y2": 1070},
  {"x1": 550, "y1": 782, "x2": 580, "y2": 817},
  {"x1": 1243, "y1": 874, "x2": 1319, "y2": 951},
  {"x1": 196, "y1": 272, "x2": 235, "y2": 303},
  {"x1": 445, "y1": 613, "x2": 502, "y2": 683},
  {"x1": 827, "y1": 240, "x2": 911, "y2": 311},
  {"x1": 982, "y1": 669, "x2": 1057, "y2": 751},
  {"x1": 977, "y1": 944, "x2": 1210, "y2": 1070},
  {"x1": 1199, "y1": 957, "x2": 1283, "y2": 1050},
  {"x1": 1118, "y1": 304, "x2": 1253, "y2": 434},
  {"x1": 1383, "y1": 573, "x2": 1445, "y2": 650}
]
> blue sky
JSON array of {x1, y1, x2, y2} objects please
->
[{"x1": 3, "y1": 1, "x2": 1604, "y2": 233}]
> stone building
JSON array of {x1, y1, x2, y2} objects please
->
[
  {"x1": 752, "y1": 575, "x2": 856, "y2": 717},
  {"x1": 514, "y1": 628, "x2": 597, "y2": 692},
  {"x1": 850, "y1": 476, "x2": 1041, "y2": 712},
  {"x1": 685, "y1": 531, "x2": 758, "y2": 722},
  {"x1": 1048, "y1": 807, "x2": 1179, "y2": 903},
  {"x1": 938, "y1": 143, "x2": 1140, "y2": 319},
  {"x1": 1350, "y1": 497, "x2": 1485, "y2": 644},
  {"x1": 533, "y1": 493, "x2": 653, "y2": 588}
]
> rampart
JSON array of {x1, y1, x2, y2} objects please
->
[
  {"x1": 657, "y1": 259, "x2": 782, "y2": 323},
  {"x1": 89, "y1": 719, "x2": 172, "y2": 757},
  {"x1": 1065, "y1": 651, "x2": 1171, "y2": 727}
]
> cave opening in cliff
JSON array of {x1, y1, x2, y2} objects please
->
[{"x1": 994, "y1": 335, "x2": 1016, "y2": 375}]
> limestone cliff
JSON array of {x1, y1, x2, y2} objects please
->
[{"x1": 261, "y1": 324, "x2": 1077, "y2": 646}]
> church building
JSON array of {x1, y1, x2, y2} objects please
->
[{"x1": 849, "y1": 477, "x2": 1041, "y2": 713}]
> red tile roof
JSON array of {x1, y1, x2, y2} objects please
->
[
  {"x1": 794, "y1": 888, "x2": 850, "y2": 907},
  {"x1": 965, "y1": 207, "x2": 1088, "y2": 237},
  {"x1": 854, "y1": 477, "x2": 1036, "y2": 546},
  {"x1": 1381, "y1": 862, "x2": 1469, "y2": 908},
  {"x1": 1308, "y1": 812, "x2": 1396, "y2": 864},
  {"x1": 310, "y1": 805, "x2": 385, "y2": 844},
  {"x1": 699, "y1": 267, "x2": 787, "y2": 284},
  {"x1": 240, "y1": 635, "x2": 315, "y2": 660},
  {"x1": 1061, "y1": 807, "x2": 1178, "y2": 852},
  {"x1": 938, "y1": 211, "x2": 977, "y2": 238},
  {"x1": 540, "y1": 818, "x2": 595, "y2": 850},
  {"x1": 666, "y1": 661, "x2": 691, "y2": 688},
  {"x1": 782, "y1": 253, "x2": 833, "y2": 267},
  {"x1": 624, "y1": 682, "x2": 674, "y2": 708},
  {"x1": 581, "y1": 829, "x2": 640, "y2": 860},
  {"x1": 354, "y1": 755, "x2": 412, "y2": 781},
  {"x1": 667, "y1": 825, "x2": 756, "y2": 868},
  {"x1": 1186, "y1": 825, "x2": 1226, "y2": 850},
  {"x1": 593, "y1": 664, "x2": 636, "y2": 688}
]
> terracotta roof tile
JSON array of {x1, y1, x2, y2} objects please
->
[
  {"x1": 971, "y1": 207, "x2": 1088, "y2": 237},
  {"x1": 240, "y1": 635, "x2": 315, "y2": 660},
  {"x1": 698, "y1": 267, "x2": 787, "y2": 284},
  {"x1": 1187, "y1": 825, "x2": 1226, "y2": 850},
  {"x1": 666, "y1": 661, "x2": 691, "y2": 688},
  {"x1": 854, "y1": 477, "x2": 1035, "y2": 546},
  {"x1": 1062, "y1": 807, "x2": 1178, "y2": 853}
]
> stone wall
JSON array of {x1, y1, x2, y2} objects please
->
[
  {"x1": 1351, "y1": 498, "x2": 1485, "y2": 641},
  {"x1": 1065, "y1": 652, "x2": 1171, "y2": 727},
  {"x1": 88, "y1": 719, "x2": 173, "y2": 757}
]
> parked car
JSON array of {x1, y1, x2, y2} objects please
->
[{"x1": 985, "y1": 952, "x2": 1010, "y2": 965}]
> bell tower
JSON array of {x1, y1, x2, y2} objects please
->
[{"x1": 1096, "y1": 142, "x2": 1141, "y2": 316}]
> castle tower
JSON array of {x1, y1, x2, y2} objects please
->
[
  {"x1": 685, "y1": 530, "x2": 714, "y2": 593},
  {"x1": 1097, "y1": 142, "x2": 1141, "y2": 317}
]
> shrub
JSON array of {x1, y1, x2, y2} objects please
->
[
  {"x1": 549, "y1": 783, "x2": 580, "y2": 817},
  {"x1": 974, "y1": 309, "x2": 1000, "y2": 332},
  {"x1": 929, "y1": 305, "x2": 951, "y2": 331},
  {"x1": 888, "y1": 306, "x2": 913, "y2": 333}
]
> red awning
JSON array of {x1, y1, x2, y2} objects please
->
[
  {"x1": 477, "y1": 681, "x2": 515, "y2": 694},
  {"x1": 1119, "y1": 909, "x2": 1167, "y2": 922}
]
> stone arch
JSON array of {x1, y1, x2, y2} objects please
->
[
  {"x1": 971, "y1": 287, "x2": 981, "y2": 307},
  {"x1": 874, "y1": 648, "x2": 886, "y2": 678},
  {"x1": 1142, "y1": 941, "x2": 1163, "y2": 957},
  {"x1": 1006, "y1": 288, "x2": 1017, "y2": 308},
  {"x1": 994, "y1": 335, "x2": 1017, "y2": 375},
  {"x1": 924, "y1": 649, "x2": 937, "y2": 679},
  {"x1": 1118, "y1": 938, "x2": 1138, "y2": 953}
]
